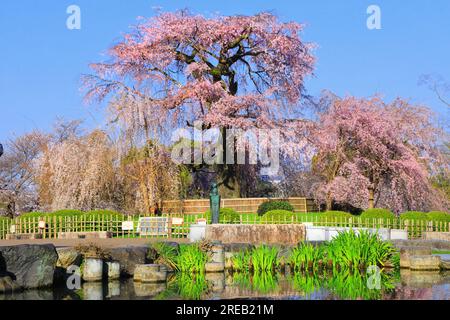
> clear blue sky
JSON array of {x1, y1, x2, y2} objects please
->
[{"x1": 1, "y1": 0, "x2": 449, "y2": 140}]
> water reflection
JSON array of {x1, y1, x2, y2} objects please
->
[
  {"x1": 83, "y1": 282, "x2": 104, "y2": 300},
  {"x1": 232, "y1": 272, "x2": 281, "y2": 295},
  {"x1": 107, "y1": 281, "x2": 121, "y2": 298},
  {"x1": 134, "y1": 282, "x2": 166, "y2": 298},
  {"x1": 1, "y1": 270, "x2": 449, "y2": 300}
]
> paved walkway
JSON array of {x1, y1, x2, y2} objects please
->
[{"x1": 0, "y1": 237, "x2": 190, "y2": 248}]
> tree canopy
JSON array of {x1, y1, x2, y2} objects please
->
[
  {"x1": 311, "y1": 95, "x2": 447, "y2": 212},
  {"x1": 83, "y1": 11, "x2": 316, "y2": 196}
]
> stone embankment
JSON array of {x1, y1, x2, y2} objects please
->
[
  {"x1": 1, "y1": 238, "x2": 449, "y2": 294},
  {"x1": 0, "y1": 241, "x2": 184, "y2": 294}
]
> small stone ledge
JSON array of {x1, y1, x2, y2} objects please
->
[
  {"x1": 205, "y1": 262, "x2": 225, "y2": 273},
  {"x1": 400, "y1": 246, "x2": 432, "y2": 268},
  {"x1": 57, "y1": 231, "x2": 112, "y2": 240},
  {"x1": 5, "y1": 233, "x2": 43, "y2": 240}
]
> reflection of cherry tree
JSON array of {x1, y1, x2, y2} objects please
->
[
  {"x1": 388, "y1": 287, "x2": 433, "y2": 300},
  {"x1": 312, "y1": 96, "x2": 447, "y2": 212},
  {"x1": 83, "y1": 10, "x2": 315, "y2": 197}
]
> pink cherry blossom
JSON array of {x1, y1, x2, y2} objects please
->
[
  {"x1": 312, "y1": 96, "x2": 448, "y2": 213},
  {"x1": 83, "y1": 11, "x2": 316, "y2": 163}
]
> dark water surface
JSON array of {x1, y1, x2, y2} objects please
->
[{"x1": 1, "y1": 270, "x2": 449, "y2": 300}]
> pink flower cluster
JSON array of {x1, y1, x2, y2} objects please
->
[
  {"x1": 313, "y1": 96, "x2": 446, "y2": 212},
  {"x1": 83, "y1": 11, "x2": 316, "y2": 160}
]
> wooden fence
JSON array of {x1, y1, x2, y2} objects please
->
[
  {"x1": 0, "y1": 214, "x2": 197, "y2": 240},
  {"x1": 1, "y1": 213, "x2": 448, "y2": 241},
  {"x1": 162, "y1": 197, "x2": 318, "y2": 214}
]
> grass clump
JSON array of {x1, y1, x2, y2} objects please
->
[
  {"x1": 289, "y1": 242, "x2": 324, "y2": 271},
  {"x1": 390, "y1": 252, "x2": 400, "y2": 270},
  {"x1": 325, "y1": 230, "x2": 395, "y2": 269},
  {"x1": 176, "y1": 244, "x2": 208, "y2": 273},
  {"x1": 231, "y1": 250, "x2": 252, "y2": 272},
  {"x1": 148, "y1": 242, "x2": 179, "y2": 271},
  {"x1": 288, "y1": 230, "x2": 395, "y2": 271},
  {"x1": 232, "y1": 245, "x2": 279, "y2": 273},
  {"x1": 251, "y1": 245, "x2": 280, "y2": 273}
]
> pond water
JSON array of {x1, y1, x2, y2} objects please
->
[{"x1": 1, "y1": 270, "x2": 449, "y2": 300}]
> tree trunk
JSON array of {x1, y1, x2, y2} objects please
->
[
  {"x1": 218, "y1": 165, "x2": 241, "y2": 198},
  {"x1": 326, "y1": 193, "x2": 333, "y2": 211},
  {"x1": 216, "y1": 127, "x2": 242, "y2": 198},
  {"x1": 138, "y1": 162, "x2": 152, "y2": 214},
  {"x1": 368, "y1": 188, "x2": 375, "y2": 209},
  {"x1": 6, "y1": 199, "x2": 15, "y2": 219},
  {"x1": 139, "y1": 182, "x2": 151, "y2": 214}
]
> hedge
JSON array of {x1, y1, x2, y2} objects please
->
[
  {"x1": 0, "y1": 216, "x2": 10, "y2": 223},
  {"x1": 204, "y1": 208, "x2": 240, "y2": 224},
  {"x1": 426, "y1": 211, "x2": 450, "y2": 223},
  {"x1": 322, "y1": 211, "x2": 353, "y2": 219},
  {"x1": 19, "y1": 209, "x2": 125, "y2": 220},
  {"x1": 400, "y1": 211, "x2": 429, "y2": 221},
  {"x1": 84, "y1": 210, "x2": 125, "y2": 218},
  {"x1": 20, "y1": 210, "x2": 83, "y2": 218},
  {"x1": 260, "y1": 210, "x2": 296, "y2": 223},
  {"x1": 257, "y1": 201, "x2": 294, "y2": 216},
  {"x1": 360, "y1": 209, "x2": 395, "y2": 220}
]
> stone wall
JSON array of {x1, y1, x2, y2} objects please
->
[
  {"x1": 423, "y1": 232, "x2": 450, "y2": 242},
  {"x1": 205, "y1": 224, "x2": 305, "y2": 245}
]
